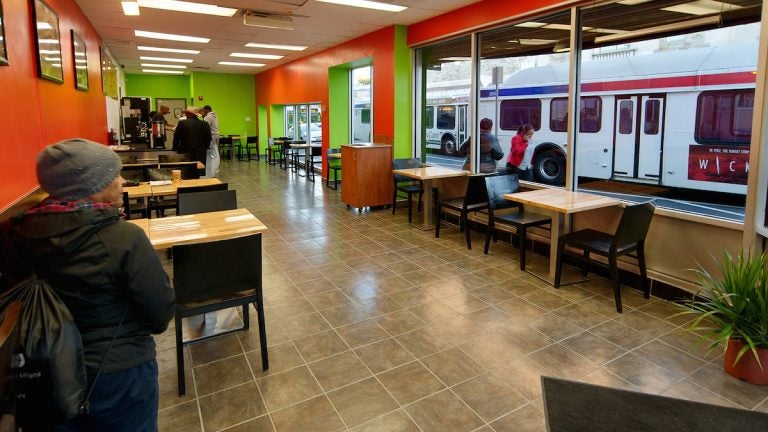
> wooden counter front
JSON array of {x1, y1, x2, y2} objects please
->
[{"x1": 341, "y1": 144, "x2": 393, "y2": 210}]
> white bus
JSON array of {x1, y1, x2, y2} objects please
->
[
  {"x1": 424, "y1": 96, "x2": 469, "y2": 156},
  {"x1": 478, "y1": 42, "x2": 755, "y2": 194},
  {"x1": 352, "y1": 102, "x2": 371, "y2": 143}
]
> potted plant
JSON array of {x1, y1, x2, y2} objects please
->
[{"x1": 681, "y1": 251, "x2": 768, "y2": 385}]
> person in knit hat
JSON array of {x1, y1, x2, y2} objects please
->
[{"x1": 0, "y1": 138, "x2": 174, "y2": 431}]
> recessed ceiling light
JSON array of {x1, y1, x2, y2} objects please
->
[
  {"x1": 515, "y1": 21, "x2": 547, "y2": 28},
  {"x1": 230, "y1": 53, "x2": 283, "y2": 60},
  {"x1": 244, "y1": 43, "x2": 307, "y2": 51},
  {"x1": 662, "y1": 0, "x2": 742, "y2": 16},
  {"x1": 136, "y1": 0, "x2": 237, "y2": 17},
  {"x1": 139, "y1": 55, "x2": 193, "y2": 63},
  {"x1": 219, "y1": 61, "x2": 265, "y2": 67},
  {"x1": 121, "y1": 1, "x2": 140, "y2": 15},
  {"x1": 439, "y1": 57, "x2": 471, "y2": 61},
  {"x1": 141, "y1": 63, "x2": 187, "y2": 69},
  {"x1": 135, "y1": 30, "x2": 209, "y2": 43},
  {"x1": 138, "y1": 46, "x2": 200, "y2": 54},
  {"x1": 142, "y1": 69, "x2": 184, "y2": 74},
  {"x1": 316, "y1": 0, "x2": 406, "y2": 13},
  {"x1": 618, "y1": 0, "x2": 653, "y2": 4}
]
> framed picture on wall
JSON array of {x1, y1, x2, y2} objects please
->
[
  {"x1": 71, "y1": 30, "x2": 88, "y2": 91},
  {"x1": 0, "y1": 0, "x2": 8, "y2": 66},
  {"x1": 100, "y1": 46, "x2": 118, "y2": 98},
  {"x1": 32, "y1": 0, "x2": 63, "y2": 83}
]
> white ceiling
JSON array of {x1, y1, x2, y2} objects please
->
[{"x1": 74, "y1": 0, "x2": 482, "y2": 74}]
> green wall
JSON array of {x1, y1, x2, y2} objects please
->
[
  {"x1": 392, "y1": 26, "x2": 412, "y2": 159},
  {"x1": 189, "y1": 72, "x2": 257, "y2": 136},
  {"x1": 125, "y1": 74, "x2": 190, "y2": 100},
  {"x1": 328, "y1": 66, "x2": 350, "y2": 149},
  {"x1": 125, "y1": 72, "x2": 257, "y2": 137},
  {"x1": 269, "y1": 105, "x2": 284, "y2": 137}
]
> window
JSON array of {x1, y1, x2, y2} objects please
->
[
  {"x1": 351, "y1": 66, "x2": 372, "y2": 143},
  {"x1": 644, "y1": 100, "x2": 660, "y2": 135},
  {"x1": 425, "y1": 106, "x2": 434, "y2": 129},
  {"x1": 436, "y1": 105, "x2": 456, "y2": 130},
  {"x1": 499, "y1": 99, "x2": 541, "y2": 131},
  {"x1": 550, "y1": 97, "x2": 602, "y2": 133},
  {"x1": 696, "y1": 90, "x2": 754, "y2": 144},
  {"x1": 619, "y1": 100, "x2": 634, "y2": 134}
]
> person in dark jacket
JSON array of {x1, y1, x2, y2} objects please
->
[
  {"x1": 172, "y1": 106, "x2": 211, "y2": 165},
  {"x1": 458, "y1": 117, "x2": 504, "y2": 173},
  {"x1": 1, "y1": 138, "x2": 175, "y2": 431}
]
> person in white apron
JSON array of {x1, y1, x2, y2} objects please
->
[{"x1": 199, "y1": 105, "x2": 220, "y2": 178}]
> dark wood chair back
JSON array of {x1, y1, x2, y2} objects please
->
[{"x1": 177, "y1": 189, "x2": 237, "y2": 215}]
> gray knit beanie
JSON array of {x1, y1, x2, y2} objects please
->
[{"x1": 36, "y1": 138, "x2": 122, "y2": 200}]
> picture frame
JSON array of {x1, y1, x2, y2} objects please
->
[
  {"x1": 100, "y1": 46, "x2": 117, "y2": 98},
  {"x1": 0, "y1": 0, "x2": 8, "y2": 66},
  {"x1": 32, "y1": 0, "x2": 63, "y2": 83},
  {"x1": 71, "y1": 30, "x2": 88, "y2": 91}
]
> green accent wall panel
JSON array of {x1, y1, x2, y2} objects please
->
[
  {"x1": 270, "y1": 105, "x2": 284, "y2": 137},
  {"x1": 125, "y1": 74, "x2": 190, "y2": 100},
  {"x1": 328, "y1": 66, "x2": 350, "y2": 148},
  {"x1": 190, "y1": 72, "x2": 257, "y2": 137},
  {"x1": 392, "y1": 25, "x2": 411, "y2": 159}
]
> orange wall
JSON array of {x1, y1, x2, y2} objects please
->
[
  {"x1": 255, "y1": 26, "x2": 397, "y2": 142},
  {"x1": 407, "y1": 0, "x2": 573, "y2": 46},
  {"x1": 0, "y1": 0, "x2": 107, "y2": 211}
]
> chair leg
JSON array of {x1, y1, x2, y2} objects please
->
[
  {"x1": 464, "y1": 213, "x2": 472, "y2": 250},
  {"x1": 392, "y1": 189, "x2": 397, "y2": 215},
  {"x1": 483, "y1": 223, "x2": 493, "y2": 255},
  {"x1": 609, "y1": 254, "x2": 622, "y2": 313},
  {"x1": 407, "y1": 192, "x2": 414, "y2": 223},
  {"x1": 254, "y1": 298, "x2": 269, "y2": 371},
  {"x1": 518, "y1": 226, "x2": 527, "y2": 271},
  {"x1": 554, "y1": 241, "x2": 566, "y2": 288},
  {"x1": 175, "y1": 313, "x2": 185, "y2": 396},
  {"x1": 581, "y1": 250, "x2": 590, "y2": 276},
  {"x1": 637, "y1": 242, "x2": 650, "y2": 299},
  {"x1": 435, "y1": 204, "x2": 442, "y2": 238},
  {"x1": 242, "y1": 304, "x2": 250, "y2": 330}
]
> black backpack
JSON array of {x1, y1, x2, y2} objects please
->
[{"x1": 0, "y1": 276, "x2": 124, "y2": 429}]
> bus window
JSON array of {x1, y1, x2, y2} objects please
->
[
  {"x1": 360, "y1": 108, "x2": 371, "y2": 124},
  {"x1": 619, "y1": 100, "x2": 633, "y2": 134},
  {"x1": 436, "y1": 105, "x2": 456, "y2": 130},
  {"x1": 550, "y1": 97, "x2": 601, "y2": 133},
  {"x1": 425, "y1": 106, "x2": 435, "y2": 129},
  {"x1": 644, "y1": 100, "x2": 660, "y2": 135},
  {"x1": 550, "y1": 99, "x2": 568, "y2": 132},
  {"x1": 499, "y1": 99, "x2": 541, "y2": 131},
  {"x1": 580, "y1": 97, "x2": 601, "y2": 133},
  {"x1": 696, "y1": 90, "x2": 754, "y2": 144}
]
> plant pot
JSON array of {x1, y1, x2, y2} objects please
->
[{"x1": 723, "y1": 339, "x2": 768, "y2": 385}]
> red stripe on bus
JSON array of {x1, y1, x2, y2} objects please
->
[{"x1": 581, "y1": 72, "x2": 755, "y2": 92}]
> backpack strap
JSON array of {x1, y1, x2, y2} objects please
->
[{"x1": 78, "y1": 307, "x2": 128, "y2": 416}]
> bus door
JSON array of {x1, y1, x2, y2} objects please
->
[
  {"x1": 458, "y1": 105, "x2": 467, "y2": 145},
  {"x1": 612, "y1": 95, "x2": 664, "y2": 183}
]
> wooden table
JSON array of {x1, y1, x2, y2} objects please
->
[
  {"x1": 125, "y1": 178, "x2": 222, "y2": 198},
  {"x1": 392, "y1": 166, "x2": 469, "y2": 230},
  {"x1": 128, "y1": 208, "x2": 268, "y2": 250},
  {"x1": 503, "y1": 188, "x2": 620, "y2": 284}
]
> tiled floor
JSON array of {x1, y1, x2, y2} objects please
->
[{"x1": 156, "y1": 160, "x2": 768, "y2": 432}]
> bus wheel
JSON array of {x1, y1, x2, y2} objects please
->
[
  {"x1": 441, "y1": 136, "x2": 458, "y2": 156},
  {"x1": 534, "y1": 150, "x2": 566, "y2": 185}
]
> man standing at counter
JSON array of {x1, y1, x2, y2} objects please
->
[
  {"x1": 172, "y1": 106, "x2": 210, "y2": 166},
  {"x1": 199, "y1": 105, "x2": 220, "y2": 178}
]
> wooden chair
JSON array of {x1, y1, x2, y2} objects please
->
[
  {"x1": 483, "y1": 175, "x2": 551, "y2": 269},
  {"x1": 435, "y1": 174, "x2": 489, "y2": 249},
  {"x1": 554, "y1": 201, "x2": 655, "y2": 312},
  {"x1": 122, "y1": 191, "x2": 149, "y2": 220},
  {"x1": 177, "y1": 189, "x2": 237, "y2": 215},
  {"x1": 218, "y1": 136, "x2": 233, "y2": 159},
  {"x1": 172, "y1": 235, "x2": 268, "y2": 396},
  {"x1": 307, "y1": 145, "x2": 322, "y2": 182},
  {"x1": 392, "y1": 158, "x2": 424, "y2": 223},
  {"x1": 326, "y1": 148, "x2": 341, "y2": 190},
  {"x1": 243, "y1": 136, "x2": 259, "y2": 161}
]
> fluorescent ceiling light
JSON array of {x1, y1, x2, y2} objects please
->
[
  {"x1": 515, "y1": 21, "x2": 547, "y2": 28},
  {"x1": 138, "y1": 46, "x2": 200, "y2": 54},
  {"x1": 439, "y1": 57, "x2": 471, "y2": 62},
  {"x1": 38, "y1": 50, "x2": 61, "y2": 54},
  {"x1": 38, "y1": 39, "x2": 60, "y2": 44},
  {"x1": 518, "y1": 39, "x2": 556, "y2": 45},
  {"x1": 662, "y1": 0, "x2": 742, "y2": 16},
  {"x1": 316, "y1": 0, "x2": 407, "y2": 13},
  {"x1": 136, "y1": 0, "x2": 236, "y2": 17},
  {"x1": 143, "y1": 69, "x2": 184, "y2": 74},
  {"x1": 230, "y1": 52, "x2": 283, "y2": 60},
  {"x1": 543, "y1": 23, "x2": 572, "y2": 31},
  {"x1": 618, "y1": 0, "x2": 653, "y2": 4},
  {"x1": 594, "y1": 15, "x2": 721, "y2": 44},
  {"x1": 243, "y1": 12, "x2": 294, "y2": 30},
  {"x1": 245, "y1": 43, "x2": 307, "y2": 51},
  {"x1": 135, "y1": 30, "x2": 209, "y2": 43},
  {"x1": 141, "y1": 63, "x2": 187, "y2": 69},
  {"x1": 122, "y1": 1, "x2": 140, "y2": 15},
  {"x1": 219, "y1": 61, "x2": 265, "y2": 67},
  {"x1": 140, "y1": 55, "x2": 193, "y2": 63}
]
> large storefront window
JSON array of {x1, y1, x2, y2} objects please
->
[
  {"x1": 285, "y1": 103, "x2": 322, "y2": 142},
  {"x1": 351, "y1": 66, "x2": 371, "y2": 143}
]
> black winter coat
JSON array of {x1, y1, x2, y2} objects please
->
[
  {"x1": 173, "y1": 117, "x2": 211, "y2": 165},
  {"x1": 4, "y1": 207, "x2": 174, "y2": 373}
]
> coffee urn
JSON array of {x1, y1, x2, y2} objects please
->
[{"x1": 150, "y1": 121, "x2": 166, "y2": 148}]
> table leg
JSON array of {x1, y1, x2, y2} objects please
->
[
  {"x1": 524, "y1": 210, "x2": 587, "y2": 286},
  {"x1": 410, "y1": 178, "x2": 435, "y2": 231}
]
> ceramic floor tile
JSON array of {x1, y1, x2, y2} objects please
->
[
  {"x1": 633, "y1": 339, "x2": 707, "y2": 377},
  {"x1": 281, "y1": 312, "x2": 332, "y2": 339},
  {"x1": 374, "y1": 310, "x2": 425, "y2": 336},
  {"x1": 421, "y1": 347, "x2": 486, "y2": 386},
  {"x1": 688, "y1": 363, "x2": 768, "y2": 409},
  {"x1": 354, "y1": 338, "x2": 415, "y2": 374},
  {"x1": 590, "y1": 320, "x2": 655, "y2": 351},
  {"x1": 189, "y1": 334, "x2": 244, "y2": 366},
  {"x1": 256, "y1": 365, "x2": 323, "y2": 411},
  {"x1": 198, "y1": 382, "x2": 267, "y2": 432},
  {"x1": 605, "y1": 353, "x2": 683, "y2": 394},
  {"x1": 490, "y1": 403, "x2": 545, "y2": 432},
  {"x1": 270, "y1": 396, "x2": 345, "y2": 432},
  {"x1": 452, "y1": 373, "x2": 527, "y2": 422},
  {"x1": 309, "y1": 351, "x2": 373, "y2": 392},
  {"x1": 293, "y1": 329, "x2": 350, "y2": 362},
  {"x1": 221, "y1": 415, "x2": 275, "y2": 432},
  {"x1": 405, "y1": 389, "x2": 484, "y2": 432},
  {"x1": 158, "y1": 369, "x2": 196, "y2": 410},
  {"x1": 529, "y1": 343, "x2": 600, "y2": 380},
  {"x1": 336, "y1": 320, "x2": 390, "y2": 349},
  {"x1": 245, "y1": 341, "x2": 304, "y2": 377},
  {"x1": 327, "y1": 377, "x2": 399, "y2": 428},
  {"x1": 193, "y1": 354, "x2": 253, "y2": 396},
  {"x1": 348, "y1": 409, "x2": 420, "y2": 432},
  {"x1": 395, "y1": 327, "x2": 452, "y2": 358},
  {"x1": 158, "y1": 400, "x2": 201, "y2": 432},
  {"x1": 377, "y1": 361, "x2": 446, "y2": 405},
  {"x1": 561, "y1": 332, "x2": 627, "y2": 366}
]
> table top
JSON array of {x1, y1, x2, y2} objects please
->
[
  {"x1": 125, "y1": 178, "x2": 222, "y2": 198},
  {"x1": 503, "y1": 188, "x2": 620, "y2": 214},
  {"x1": 393, "y1": 166, "x2": 469, "y2": 180},
  {"x1": 127, "y1": 208, "x2": 268, "y2": 250},
  {"x1": 327, "y1": 152, "x2": 341, "y2": 159}
]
